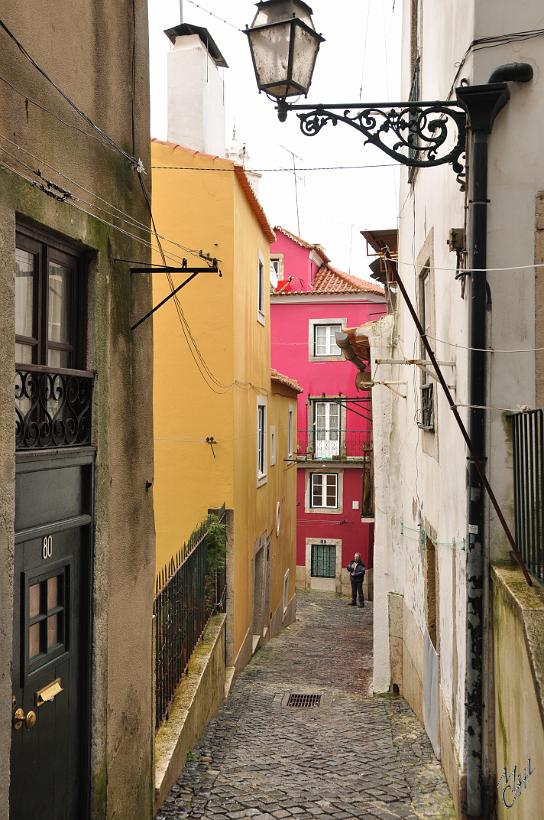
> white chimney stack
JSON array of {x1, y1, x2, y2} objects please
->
[{"x1": 164, "y1": 24, "x2": 228, "y2": 157}]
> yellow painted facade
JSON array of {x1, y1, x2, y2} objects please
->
[{"x1": 152, "y1": 140, "x2": 298, "y2": 669}]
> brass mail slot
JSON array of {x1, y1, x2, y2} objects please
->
[{"x1": 35, "y1": 677, "x2": 63, "y2": 707}]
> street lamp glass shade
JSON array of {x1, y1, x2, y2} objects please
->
[{"x1": 245, "y1": 1, "x2": 324, "y2": 100}]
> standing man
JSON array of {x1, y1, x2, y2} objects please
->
[{"x1": 347, "y1": 552, "x2": 365, "y2": 607}]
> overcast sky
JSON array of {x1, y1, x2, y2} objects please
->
[{"x1": 148, "y1": 1, "x2": 401, "y2": 279}]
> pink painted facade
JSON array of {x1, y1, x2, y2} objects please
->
[{"x1": 270, "y1": 228, "x2": 386, "y2": 592}]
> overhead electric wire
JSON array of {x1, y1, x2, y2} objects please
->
[
  {"x1": 0, "y1": 154, "x2": 170, "y2": 259},
  {"x1": 185, "y1": 0, "x2": 243, "y2": 32},
  {"x1": 136, "y1": 173, "x2": 228, "y2": 394},
  {"x1": 136, "y1": 175, "x2": 267, "y2": 396},
  {"x1": 0, "y1": 18, "x2": 141, "y2": 169},
  {"x1": 0, "y1": 132, "x2": 212, "y2": 265},
  {"x1": 426, "y1": 334, "x2": 544, "y2": 354},
  {"x1": 0, "y1": 134, "x2": 266, "y2": 395},
  {"x1": 448, "y1": 27, "x2": 544, "y2": 99},
  {"x1": 0, "y1": 152, "x2": 215, "y2": 283},
  {"x1": 151, "y1": 162, "x2": 398, "y2": 172},
  {"x1": 390, "y1": 257, "x2": 544, "y2": 273},
  {"x1": 0, "y1": 12, "x2": 269, "y2": 396}
]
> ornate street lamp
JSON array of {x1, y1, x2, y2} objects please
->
[
  {"x1": 245, "y1": 0, "x2": 466, "y2": 176},
  {"x1": 245, "y1": 1, "x2": 324, "y2": 113}
]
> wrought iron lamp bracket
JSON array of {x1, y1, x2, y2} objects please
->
[{"x1": 277, "y1": 99, "x2": 467, "y2": 184}]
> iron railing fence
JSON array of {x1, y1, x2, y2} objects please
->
[
  {"x1": 296, "y1": 429, "x2": 372, "y2": 461},
  {"x1": 154, "y1": 505, "x2": 227, "y2": 729},
  {"x1": 15, "y1": 365, "x2": 94, "y2": 450},
  {"x1": 512, "y1": 410, "x2": 544, "y2": 584}
]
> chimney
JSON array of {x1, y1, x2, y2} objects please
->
[{"x1": 164, "y1": 24, "x2": 228, "y2": 156}]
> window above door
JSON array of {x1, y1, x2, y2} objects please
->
[
  {"x1": 305, "y1": 470, "x2": 343, "y2": 513},
  {"x1": 15, "y1": 223, "x2": 86, "y2": 370},
  {"x1": 14, "y1": 223, "x2": 93, "y2": 450}
]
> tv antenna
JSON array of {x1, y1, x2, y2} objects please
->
[{"x1": 280, "y1": 144, "x2": 303, "y2": 236}]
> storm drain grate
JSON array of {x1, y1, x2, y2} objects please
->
[{"x1": 286, "y1": 693, "x2": 322, "y2": 708}]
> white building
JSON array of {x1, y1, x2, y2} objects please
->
[{"x1": 347, "y1": 2, "x2": 544, "y2": 818}]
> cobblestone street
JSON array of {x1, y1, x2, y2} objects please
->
[{"x1": 157, "y1": 592, "x2": 455, "y2": 820}]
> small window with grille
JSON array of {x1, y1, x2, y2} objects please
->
[
  {"x1": 419, "y1": 382, "x2": 434, "y2": 430},
  {"x1": 417, "y1": 264, "x2": 435, "y2": 431},
  {"x1": 311, "y1": 544, "x2": 336, "y2": 578}
]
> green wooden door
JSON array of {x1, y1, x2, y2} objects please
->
[{"x1": 10, "y1": 454, "x2": 92, "y2": 820}]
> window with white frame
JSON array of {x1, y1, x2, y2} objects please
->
[
  {"x1": 314, "y1": 324, "x2": 342, "y2": 357},
  {"x1": 257, "y1": 256, "x2": 265, "y2": 322},
  {"x1": 288, "y1": 404, "x2": 294, "y2": 457},
  {"x1": 257, "y1": 397, "x2": 267, "y2": 483},
  {"x1": 310, "y1": 473, "x2": 338, "y2": 508},
  {"x1": 270, "y1": 255, "x2": 283, "y2": 285}
]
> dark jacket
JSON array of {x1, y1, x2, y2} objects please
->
[{"x1": 348, "y1": 559, "x2": 365, "y2": 582}]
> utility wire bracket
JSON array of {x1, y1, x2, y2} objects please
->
[{"x1": 130, "y1": 258, "x2": 219, "y2": 331}]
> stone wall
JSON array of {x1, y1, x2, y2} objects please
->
[
  {"x1": 492, "y1": 566, "x2": 544, "y2": 820},
  {"x1": 0, "y1": 3, "x2": 155, "y2": 818}
]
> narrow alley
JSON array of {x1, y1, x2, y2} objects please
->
[{"x1": 157, "y1": 593, "x2": 454, "y2": 820}]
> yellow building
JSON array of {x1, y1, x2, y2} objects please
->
[{"x1": 152, "y1": 137, "x2": 300, "y2": 673}]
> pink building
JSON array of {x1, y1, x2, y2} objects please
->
[{"x1": 270, "y1": 227, "x2": 386, "y2": 596}]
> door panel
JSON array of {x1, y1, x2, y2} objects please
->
[{"x1": 11, "y1": 455, "x2": 92, "y2": 820}]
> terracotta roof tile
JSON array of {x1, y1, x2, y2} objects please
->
[
  {"x1": 313, "y1": 265, "x2": 384, "y2": 295},
  {"x1": 272, "y1": 265, "x2": 385, "y2": 297},
  {"x1": 271, "y1": 369, "x2": 304, "y2": 394}
]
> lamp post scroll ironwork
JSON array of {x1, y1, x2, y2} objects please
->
[{"x1": 245, "y1": 0, "x2": 467, "y2": 178}]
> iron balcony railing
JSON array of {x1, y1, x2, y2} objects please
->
[
  {"x1": 154, "y1": 506, "x2": 227, "y2": 729},
  {"x1": 296, "y1": 429, "x2": 372, "y2": 461},
  {"x1": 15, "y1": 364, "x2": 94, "y2": 450},
  {"x1": 512, "y1": 410, "x2": 544, "y2": 584}
]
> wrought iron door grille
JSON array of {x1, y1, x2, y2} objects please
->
[
  {"x1": 311, "y1": 544, "x2": 336, "y2": 578},
  {"x1": 286, "y1": 693, "x2": 321, "y2": 708}
]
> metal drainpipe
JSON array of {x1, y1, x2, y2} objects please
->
[{"x1": 456, "y1": 63, "x2": 532, "y2": 817}]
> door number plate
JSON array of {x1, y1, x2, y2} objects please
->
[{"x1": 42, "y1": 535, "x2": 53, "y2": 560}]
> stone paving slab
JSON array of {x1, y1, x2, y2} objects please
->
[{"x1": 157, "y1": 591, "x2": 455, "y2": 820}]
